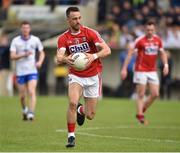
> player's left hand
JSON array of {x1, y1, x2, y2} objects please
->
[
  {"x1": 163, "y1": 65, "x2": 169, "y2": 76},
  {"x1": 36, "y1": 61, "x2": 42, "y2": 69},
  {"x1": 84, "y1": 53, "x2": 96, "y2": 67}
]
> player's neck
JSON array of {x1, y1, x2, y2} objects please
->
[
  {"x1": 21, "y1": 34, "x2": 30, "y2": 40},
  {"x1": 69, "y1": 28, "x2": 81, "y2": 35},
  {"x1": 146, "y1": 34, "x2": 153, "y2": 40}
]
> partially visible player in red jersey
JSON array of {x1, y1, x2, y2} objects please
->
[
  {"x1": 121, "y1": 20, "x2": 169, "y2": 125},
  {"x1": 56, "y1": 7, "x2": 111, "y2": 147}
]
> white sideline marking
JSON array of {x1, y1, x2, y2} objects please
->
[
  {"x1": 56, "y1": 126, "x2": 180, "y2": 144},
  {"x1": 76, "y1": 132, "x2": 179, "y2": 144},
  {"x1": 56, "y1": 125, "x2": 180, "y2": 132}
]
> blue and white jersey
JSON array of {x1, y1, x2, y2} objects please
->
[{"x1": 10, "y1": 35, "x2": 43, "y2": 76}]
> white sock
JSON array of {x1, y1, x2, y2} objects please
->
[
  {"x1": 27, "y1": 112, "x2": 34, "y2": 119},
  {"x1": 68, "y1": 132, "x2": 75, "y2": 138},
  {"x1": 22, "y1": 107, "x2": 28, "y2": 114}
]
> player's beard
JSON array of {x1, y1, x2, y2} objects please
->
[{"x1": 72, "y1": 24, "x2": 80, "y2": 32}]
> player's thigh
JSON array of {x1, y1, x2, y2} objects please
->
[
  {"x1": 84, "y1": 97, "x2": 98, "y2": 116},
  {"x1": 83, "y1": 75, "x2": 100, "y2": 98},
  {"x1": 68, "y1": 82, "x2": 83, "y2": 104},
  {"x1": 27, "y1": 80, "x2": 37, "y2": 95},
  {"x1": 17, "y1": 83, "x2": 27, "y2": 97}
]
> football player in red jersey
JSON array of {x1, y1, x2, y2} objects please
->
[
  {"x1": 121, "y1": 20, "x2": 169, "y2": 125},
  {"x1": 56, "y1": 7, "x2": 111, "y2": 147}
]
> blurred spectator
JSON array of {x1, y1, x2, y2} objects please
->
[
  {"x1": 106, "y1": 5, "x2": 122, "y2": 25},
  {"x1": 0, "y1": 0, "x2": 11, "y2": 21},
  {"x1": 120, "y1": 1, "x2": 134, "y2": 26},
  {"x1": 98, "y1": 0, "x2": 107, "y2": 23},
  {"x1": 0, "y1": 33, "x2": 13, "y2": 96},
  {"x1": 108, "y1": 22, "x2": 121, "y2": 49},
  {"x1": 163, "y1": 25, "x2": 180, "y2": 48},
  {"x1": 119, "y1": 25, "x2": 133, "y2": 48},
  {"x1": 159, "y1": 50, "x2": 173, "y2": 99},
  {"x1": 46, "y1": 0, "x2": 56, "y2": 12}
]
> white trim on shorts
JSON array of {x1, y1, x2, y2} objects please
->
[
  {"x1": 133, "y1": 71, "x2": 159, "y2": 85},
  {"x1": 68, "y1": 74, "x2": 101, "y2": 98}
]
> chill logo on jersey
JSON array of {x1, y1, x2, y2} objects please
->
[
  {"x1": 144, "y1": 45, "x2": 158, "y2": 55},
  {"x1": 69, "y1": 42, "x2": 90, "y2": 53}
]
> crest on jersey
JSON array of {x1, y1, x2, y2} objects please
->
[
  {"x1": 82, "y1": 37, "x2": 86, "y2": 41},
  {"x1": 74, "y1": 38, "x2": 80, "y2": 44},
  {"x1": 69, "y1": 42, "x2": 90, "y2": 53}
]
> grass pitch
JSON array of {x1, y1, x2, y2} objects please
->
[{"x1": 0, "y1": 96, "x2": 180, "y2": 152}]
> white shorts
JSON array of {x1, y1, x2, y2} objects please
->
[
  {"x1": 68, "y1": 74, "x2": 102, "y2": 98},
  {"x1": 133, "y1": 71, "x2": 159, "y2": 85}
]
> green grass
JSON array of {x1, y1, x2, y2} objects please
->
[{"x1": 0, "y1": 96, "x2": 180, "y2": 152}]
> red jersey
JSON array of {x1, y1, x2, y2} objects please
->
[
  {"x1": 134, "y1": 35, "x2": 163, "y2": 72},
  {"x1": 57, "y1": 25, "x2": 103, "y2": 77}
]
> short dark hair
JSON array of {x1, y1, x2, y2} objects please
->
[
  {"x1": 21, "y1": 21, "x2": 31, "y2": 26},
  {"x1": 66, "y1": 7, "x2": 80, "y2": 17},
  {"x1": 146, "y1": 20, "x2": 155, "y2": 26}
]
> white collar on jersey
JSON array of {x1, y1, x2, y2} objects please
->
[
  {"x1": 20, "y1": 35, "x2": 31, "y2": 41},
  {"x1": 70, "y1": 30, "x2": 81, "y2": 35}
]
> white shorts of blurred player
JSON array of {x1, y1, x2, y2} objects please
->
[
  {"x1": 133, "y1": 71, "x2": 159, "y2": 85},
  {"x1": 68, "y1": 74, "x2": 102, "y2": 98}
]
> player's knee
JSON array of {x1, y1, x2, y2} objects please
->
[
  {"x1": 138, "y1": 92, "x2": 144, "y2": 99},
  {"x1": 69, "y1": 101, "x2": 78, "y2": 110},
  {"x1": 152, "y1": 91, "x2": 159, "y2": 99},
  {"x1": 86, "y1": 111, "x2": 96, "y2": 120},
  {"x1": 20, "y1": 95, "x2": 25, "y2": 101},
  {"x1": 28, "y1": 90, "x2": 36, "y2": 97}
]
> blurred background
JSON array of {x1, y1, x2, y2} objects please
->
[{"x1": 0, "y1": 0, "x2": 180, "y2": 99}]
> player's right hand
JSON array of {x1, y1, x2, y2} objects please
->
[
  {"x1": 64, "y1": 54, "x2": 74, "y2": 66},
  {"x1": 24, "y1": 51, "x2": 32, "y2": 57},
  {"x1": 121, "y1": 68, "x2": 127, "y2": 80}
]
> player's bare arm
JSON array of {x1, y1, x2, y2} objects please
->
[
  {"x1": 159, "y1": 49, "x2": 169, "y2": 76},
  {"x1": 36, "y1": 50, "x2": 45, "y2": 68},
  {"x1": 56, "y1": 48, "x2": 74, "y2": 66},
  {"x1": 121, "y1": 46, "x2": 135, "y2": 80},
  {"x1": 85, "y1": 42, "x2": 111, "y2": 66},
  {"x1": 10, "y1": 50, "x2": 32, "y2": 60}
]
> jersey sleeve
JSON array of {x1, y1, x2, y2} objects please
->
[
  {"x1": 88, "y1": 29, "x2": 104, "y2": 46},
  {"x1": 57, "y1": 35, "x2": 67, "y2": 51},
  {"x1": 36, "y1": 37, "x2": 44, "y2": 52},
  {"x1": 10, "y1": 39, "x2": 17, "y2": 52}
]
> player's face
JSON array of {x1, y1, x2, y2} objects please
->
[
  {"x1": 21, "y1": 24, "x2": 31, "y2": 37},
  {"x1": 67, "y1": 11, "x2": 81, "y2": 32},
  {"x1": 146, "y1": 25, "x2": 155, "y2": 37}
]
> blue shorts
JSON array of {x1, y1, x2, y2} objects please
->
[{"x1": 16, "y1": 74, "x2": 38, "y2": 85}]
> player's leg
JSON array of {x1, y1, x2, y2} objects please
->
[
  {"x1": 16, "y1": 76, "x2": 28, "y2": 120},
  {"x1": 143, "y1": 72, "x2": 159, "y2": 113},
  {"x1": 133, "y1": 72, "x2": 148, "y2": 124},
  {"x1": 66, "y1": 82, "x2": 83, "y2": 147},
  {"x1": 27, "y1": 79, "x2": 37, "y2": 120},
  {"x1": 82, "y1": 74, "x2": 101, "y2": 120},
  {"x1": 84, "y1": 97, "x2": 98, "y2": 120},
  {"x1": 143, "y1": 83, "x2": 159, "y2": 113},
  {"x1": 136, "y1": 83, "x2": 148, "y2": 124}
]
